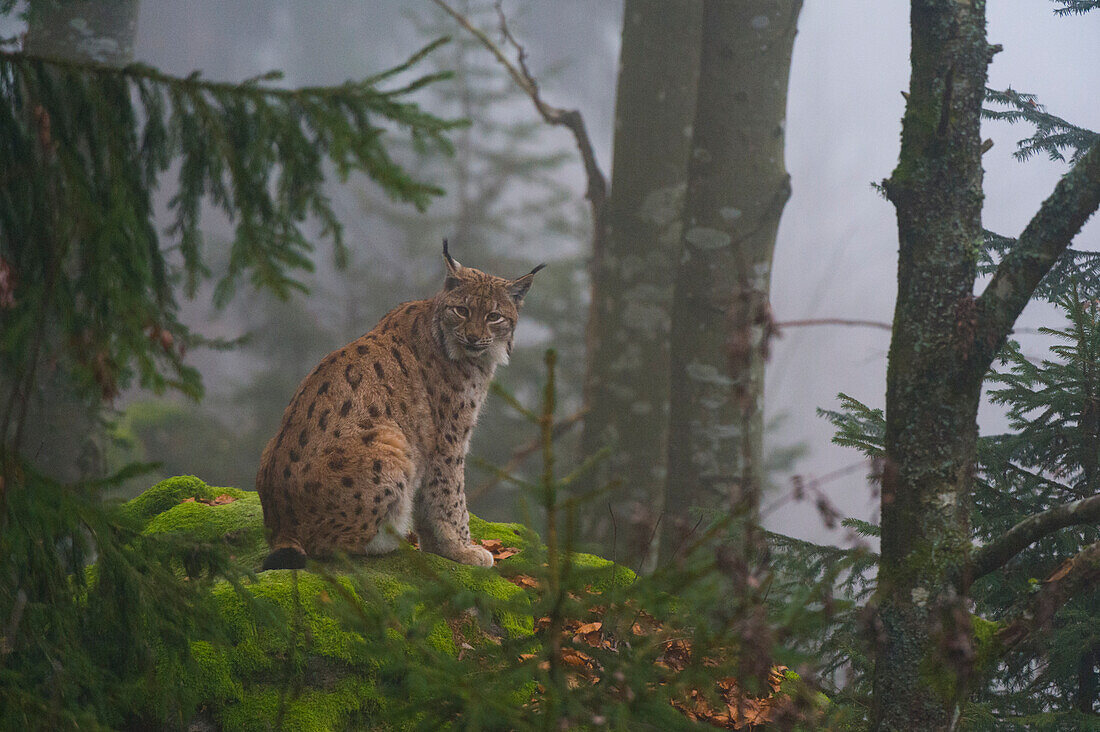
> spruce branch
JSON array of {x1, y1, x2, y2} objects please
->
[
  {"x1": 971, "y1": 494, "x2": 1100, "y2": 580},
  {"x1": 984, "y1": 87, "x2": 1098, "y2": 164},
  {"x1": 974, "y1": 139, "x2": 1100, "y2": 367},
  {"x1": 995, "y1": 539, "x2": 1100, "y2": 651},
  {"x1": 1052, "y1": 0, "x2": 1100, "y2": 15},
  {"x1": 0, "y1": 39, "x2": 459, "y2": 413}
]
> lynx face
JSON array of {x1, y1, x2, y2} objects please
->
[{"x1": 436, "y1": 247, "x2": 541, "y2": 366}]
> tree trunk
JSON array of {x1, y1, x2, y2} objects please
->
[
  {"x1": 872, "y1": 1, "x2": 991, "y2": 728},
  {"x1": 578, "y1": 0, "x2": 702, "y2": 568},
  {"x1": 870, "y1": 0, "x2": 1100, "y2": 710},
  {"x1": 660, "y1": 0, "x2": 802, "y2": 565},
  {"x1": 8, "y1": 0, "x2": 141, "y2": 481},
  {"x1": 23, "y1": 0, "x2": 140, "y2": 64}
]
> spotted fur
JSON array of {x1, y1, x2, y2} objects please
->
[{"x1": 257, "y1": 243, "x2": 543, "y2": 569}]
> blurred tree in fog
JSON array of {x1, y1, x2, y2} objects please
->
[
  {"x1": 577, "y1": 0, "x2": 702, "y2": 567},
  {"x1": 436, "y1": 0, "x2": 804, "y2": 566},
  {"x1": 662, "y1": 0, "x2": 803, "y2": 565},
  {"x1": 6, "y1": 0, "x2": 142, "y2": 482},
  {"x1": 117, "y1": 1, "x2": 588, "y2": 511}
]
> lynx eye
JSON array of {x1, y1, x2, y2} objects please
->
[
  {"x1": 486, "y1": 311, "x2": 504, "y2": 324},
  {"x1": 450, "y1": 305, "x2": 469, "y2": 318}
]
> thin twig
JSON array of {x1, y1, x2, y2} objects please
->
[
  {"x1": 430, "y1": 0, "x2": 607, "y2": 209},
  {"x1": 468, "y1": 407, "x2": 586, "y2": 500},
  {"x1": 776, "y1": 318, "x2": 1047, "y2": 335},
  {"x1": 777, "y1": 318, "x2": 891, "y2": 331},
  {"x1": 759, "y1": 460, "x2": 872, "y2": 524}
]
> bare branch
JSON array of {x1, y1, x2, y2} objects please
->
[
  {"x1": 774, "y1": 319, "x2": 1046, "y2": 335},
  {"x1": 971, "y1": 493, "x2": 1100, "y2": 579},
  {"x1": 995, "y1": 539, "x2": 1100, "y2": 651},
  {"x1": 430, "y1": 0, "x2": 607, "y2": 208},
  {"x1": 777, "y1": 318, "x2": 892, "y2": 332},
  {"x1": 975, "y1": 140, "x2": 1100, "y2": 366}
]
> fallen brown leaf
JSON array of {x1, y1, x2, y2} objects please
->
[{"x1": 509, "y1": 574, "x2": 539, "y2": 589}]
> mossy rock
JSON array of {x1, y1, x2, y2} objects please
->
[
  {"x1": 124, "y1": 476, "x2": 543, "y2": 729},
  {"x1": 121, "y1": 474, "x2": 249, "y2": 524},
  {"x1": 118, "y1": 476, "x2": 820, "y2": 729}
]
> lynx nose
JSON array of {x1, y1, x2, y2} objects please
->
[{"x1": 459, "y1": 333, "x2": 491, "y2": 352}]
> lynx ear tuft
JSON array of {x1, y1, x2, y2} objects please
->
[
  {"x1": 443, "y1": 239, "x2": 463, "y2": 289},
  {"x1": 507, "y1": 263, "x2": 545, "y2": 303},
  {"x1": 443, "y1": 239, "x2": 462, "y2": 274}
]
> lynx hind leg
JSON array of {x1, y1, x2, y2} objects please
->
[
  {"x1": 327, "y1": 425, "x2": 415, "y2": 557},
  {"x1": 414, "y1": 465, "x2": 493, "y2": 567}
]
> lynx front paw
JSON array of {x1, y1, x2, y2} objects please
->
[{"x1": 459, "y1": 544, "x2": 494, "y2": 568}]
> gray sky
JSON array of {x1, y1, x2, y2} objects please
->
[{"x1": 124, "y1": 1, "x2": 1100, "y2": 543}]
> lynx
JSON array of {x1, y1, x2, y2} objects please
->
[{"x1": 257, "y1": 242, "x2": 543, "y2": 570}]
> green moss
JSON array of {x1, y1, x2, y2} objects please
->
[
  {"x1": 125, "y1": 476, "x2": 650, "y2": 729},
  {"x1": 468, "y1": 514, "x2": 530, "y2": 548},
  {"x1": 215, "y1": 572, "x2": 370, "y2": 666},
  {"x1": 143, "y1": 492, "x2": 268, "y2": 567},
  {"x1": 970, "y1": 614, "x2": 1004, "y2": 675},
  {"x1": 188, "y1": 640, "x2": 243, "y2": 704},
  {"x1": 121, "y1": 475, "x2": 247, "y2": 526},
  {"x1": 222, "y1": 677, "x2": 381, "y2": 732},
  {"x1": 569, "y1": 551, "x2": 637, "y2": 592},
  {"x1": 425, "y1": 620, "x2": 457, "y2": 656}
]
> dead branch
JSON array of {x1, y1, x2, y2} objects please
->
[
  {"x1": 430, "y1": 0, "x2": 608, "y2": 210},
  {"x1": 971, "y1": 493, "x2": 1100, "y2": 580},
  {"x1": 995, "y1": 539, "x2": 1100, "y2": 651}
]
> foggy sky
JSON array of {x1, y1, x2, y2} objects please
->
[{"x1": 116, "y1": 1, "x2": 1100, "y2": 543}]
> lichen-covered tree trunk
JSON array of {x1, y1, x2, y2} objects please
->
[
  {"x1": 872, "y1": 2, "x2": 991, "y2": 727},
  {"x1": 871, "y1": 0, "x2": 1100, "y2": 714},
  {"x1": 660, "y1": 0, "x2": 802, "y2": 564},
  {"x1": 578, "y1": 0, "x2": 702, "y2": 566}
]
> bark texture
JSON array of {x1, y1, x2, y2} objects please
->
[
  {"x1": 578, "y1": 0, "x2": 702, "y2": 567},
  {"x1": 873, "y1": 1, "x2": 1100, "y2": 728},
  {"x1": 873, "y1": 2, "x2": 991, "y2": 727},
  {"x1": 971, "y1": 494, "x2": 1100, "y2": 579},
  {"x1": 660, "y1": 0, "x2": 801, "y2": 564}
]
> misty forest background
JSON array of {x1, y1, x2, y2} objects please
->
[
  {"x1": 43, "y1": 0, "x2": 1100, "y2": 545},
  {"x1": 2, "y1": 0, "x2": 1100, "y2": 729}
]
